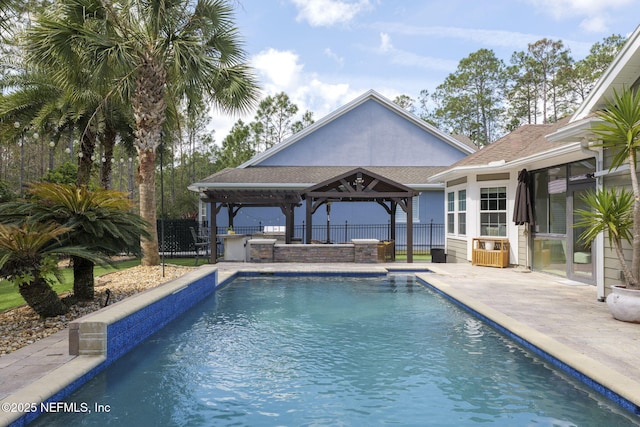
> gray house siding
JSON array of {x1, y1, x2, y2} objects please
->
[
  {"x1": 445, "y1": 238, "x2": 468, "y2": 263},
  {"x1": 601, "y1": 149, "x2": 633, "y2": 293},
  {"x1": 517, "y1": 225, "x2": 527, "y2": 267}
]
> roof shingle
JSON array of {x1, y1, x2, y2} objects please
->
[
  {"x1": 197, "y1": 166, "x2": 448, "y2": 187},
  {"x1": 447, "y1": 117, "x2": 572, "y2": 169}
]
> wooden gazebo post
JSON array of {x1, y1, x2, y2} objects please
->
[
  {"x1": 305, "y1": 197, "x2": 313, "y2": 244},
  {"x1": 406, "y1": 196, "x2": 413, "y2": 263}
]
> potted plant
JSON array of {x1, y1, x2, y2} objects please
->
[
  {"x1": 575, "y1": 87, "x2": 640, "y2": 322},
  {"x1": 227, "y1": 226, "x2": 235, "y2": 235}
]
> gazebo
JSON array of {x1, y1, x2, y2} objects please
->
[
  {"x1": 199, "y1": 167, "x2": 419, "y2": 263},
  {"x1": 302, "y1": 168, "x2": 418, "y2": 262}
]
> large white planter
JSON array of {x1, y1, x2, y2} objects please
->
[{"x1": 606, "y1": 285, "x2": 640, "y2": 323}]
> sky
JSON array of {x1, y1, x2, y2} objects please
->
[{"x1": 209, "y1": 0, "x2": 640, "y2": 141}]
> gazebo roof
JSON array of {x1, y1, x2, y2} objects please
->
[
  {"x1": 302, "y1": 167, "x2": 418, "y2": 202},
  {"x1": 190, "y1": 166, "x2": 448, "y2": 190}
]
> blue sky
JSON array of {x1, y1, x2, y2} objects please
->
[{"x1": 210, "y1": 0, "x2": 640, "y2": 140}]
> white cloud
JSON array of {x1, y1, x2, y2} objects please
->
[
  {"x1": 373, "y1": 30, "x2": 457, "y2": 72},
  {"x1": 580, "y1": 16, "x2": 608, "y2": 33},
  {"x1": 526, "y1": 0, "x2": 636, "y2": 32},
  {"x1": 379, "y1": 32, "x2": 393, "y2": 52},
  {"x1": 323, "y1": 48, "x2": 344, "y2": 66},
  {"x1": 371, "y1": 23, "x2": 543, "y2": 49},
  {"x1": 252, "y1": 48, "x2": 359, "y2": 117},
  {"x1": 369, "y1": 22, "x2": 594, "y2": 58},
  {"x1": 210, "y1": 48, "x2": 360, "y2": 141},
  {"x1": 290, "y1": 0, "x2": 372, "y2": 27},
  {"x1": 252, "y1": 48, "x2": 304, "y2": 92}
]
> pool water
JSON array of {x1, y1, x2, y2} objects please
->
[{"x1": 32, "y1": 275, "x2": 639, "y2": 426}]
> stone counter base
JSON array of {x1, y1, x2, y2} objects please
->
[{"x1": 248, "y1": 239, "x2": 380, "y2": 263}]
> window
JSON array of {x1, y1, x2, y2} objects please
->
[
  {"x1": 480, "y1": 187, "x2": 507, "y2": 236},
  {"x1": 447, "y1": 192, "x2": 455, "y2": 234},
  {"x1": 458, "y1": 190, "x2": 466, "y2": 235}
]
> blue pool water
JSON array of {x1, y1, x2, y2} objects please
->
[{"x1": 32, "y1": 275, "x2": 639, "y2": 426}]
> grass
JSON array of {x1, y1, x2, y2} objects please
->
[
  {"x1": 0, "y1": 253, "x2": 431, "y2": 313},
  {"x1": 0, "y1": 257, "x2": 206, "y2": 313},
  {"x1": 394, "y1": 253, "x2": 431, "y2": 261}
]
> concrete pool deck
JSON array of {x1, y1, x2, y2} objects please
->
[{"x1": 1, "y1": 261, "x2": 640, "y2": 424}]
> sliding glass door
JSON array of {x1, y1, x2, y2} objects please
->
[
  {"x1": 569, "y1": 184, "x2": 594, "y2": 282},
  {"x1": 531, "y1": 159, "x2": 595, "y2": 284}
]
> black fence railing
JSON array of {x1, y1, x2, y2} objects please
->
[{"x1": 157, "y1": 219, "x2": 445, "y2": 258}]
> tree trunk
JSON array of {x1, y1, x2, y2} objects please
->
[
  {"x1": 72, "y1": 256, "x2": 95, "y2": 300},
  {"x1": 131, "y1": 54, "x2": 166, "y2": 267},
  {"x1": 77, "y1": 131, "x2": 96, "y2": 187},
  {"x1": 139, "y1": 148, "x2": 160, "y2": 266},
  {"x1": 19, "y1": 277, "x2": 68, "y2": 318},
  {"x1": 100, "y1": 126, "x2": 116, "y2": 189}
]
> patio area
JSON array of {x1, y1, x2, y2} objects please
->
[{"x1": 1, "y1": 261, "x2": 639, "y2": 424}]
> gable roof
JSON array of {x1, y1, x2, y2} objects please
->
[
  {"x1": 304, "y1": 167, "x2": 418, "y2": 196},
  {"x1": 238, "y1": 89, "x2": 475, "y2": 168},
  {"x1": 303, "y1": 167, "x2": 418, "y2": 202}
]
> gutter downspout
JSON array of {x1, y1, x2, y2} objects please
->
[{"x1": 581, "y1": 141, "x2": 606, "y2": 301}]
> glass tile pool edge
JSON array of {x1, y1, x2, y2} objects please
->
[{"x1": 415, "y1": 273, "x2": 640, "y2": 416}]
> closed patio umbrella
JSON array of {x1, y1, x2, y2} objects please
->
[
  {"x1": 513, "y1": 168, "x2": 533, "y2": 225},
  {"x1": 513, "y1": 168, "x2": 533, "y2": 269}
]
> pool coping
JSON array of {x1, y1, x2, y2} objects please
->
[
  {"x1": 416, "y1": 272, "x2": 640, "y2": 416},
  {"x1": 2, "y1": 263, "x2": 640, "y2": 425},
  {"x1": 1, "y1": 265, "x2": 218, "y2": 427}
]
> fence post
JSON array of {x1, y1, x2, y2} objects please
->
[
  {"x1": 429, "y1": 219, "x2": 433, "y2": 251},
  {"x1": 344, "y1": 220, "x2": 348, "y2": 243}
]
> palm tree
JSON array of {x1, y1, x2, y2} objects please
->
[
  {"x1": 26, "y1": 0, "x2": 259, "y2": 265},
  {"x1": 0, "y1": 0, "x2": 18, "y2": 37},
  {"x1": 0, "y1": 182, "x2": 150, "y2": 300},
  {"x1": 0, "y1": 58, "x2": 135, "y2": 189},
  {"x1": 575, "y1": 88, "x2": 640, "y2": 289},
  {"x1": 0, "y1": 222, "x2": 95, "y2": 317}
]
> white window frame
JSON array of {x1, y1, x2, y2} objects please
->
[
  {"x1": 446, "y1": 192, "x2": 455, "y2": 234},
  {"x1": 458, "y1": 189, "x2": 467, "y2": 236},
  {"x1": 479, "y1": 186, "x2": 507, "y2": 237},
  {"x1": 446, "y1": 188, "x2": 468, "y2": 236}
]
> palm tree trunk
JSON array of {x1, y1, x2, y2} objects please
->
[
  {"x1": 72, "y1": 255, "x2": 95, "y2": 300},
  {"x1": 132, "y1": 55, "x2": 166, "y2": 267},
  {"x1": 77, "y1": 131, "x2": 96, "y2": 187},
  {"x1": 100, "y1": 126, "x2": 116, "y2": 189},
  {"x1": 19, "y1": 277, "x2": 68, "y2": 318},
  {"x1": 139, "y1": 148, "x2": 160, "y2": 266}
]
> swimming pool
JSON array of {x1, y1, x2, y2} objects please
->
[{"x1": 31, "y1": 275, "x2": 639, "y2": 426}]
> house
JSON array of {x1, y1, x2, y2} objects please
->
[
  {"x1": 430, "y1": 24, "x2": 640, "y2": 300},
  {"x1": 189, "y1": 90, "x2": 474, "y2": 260}
]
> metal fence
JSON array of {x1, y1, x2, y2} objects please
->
[{"x1": 157, "y1": 219, "x2": 445, "y2": 258}]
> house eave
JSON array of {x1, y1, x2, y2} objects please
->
[
  {"x1": 189, "y1": 181, "x2": 443, "y2": 193},
  {"x1": 188, "y1": 182, "x2": 310, "y2": 193},
  {"x1": 428, "y1": 141, "x2": 584, "y2": 183},
  {"x1": 545, "y1": 117, "x2": 601, "y2": 143}
]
